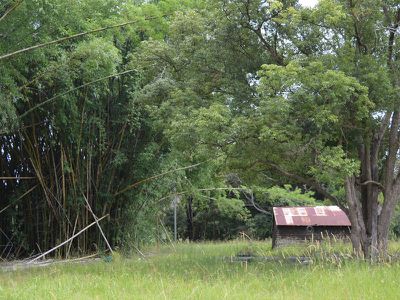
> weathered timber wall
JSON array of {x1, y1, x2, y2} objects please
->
[{"x1": 272, "y1": 225, "x2": 351, "y2": 248}]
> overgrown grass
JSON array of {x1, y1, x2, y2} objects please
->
[{"x1": 2, "y1": 240, "x2": 400, "y2": 299}]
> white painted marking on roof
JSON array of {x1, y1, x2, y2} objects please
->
[
  {"x1": 296, "y1": 207, "x2": 307, "y2": 216},
  {"x1": 283, "y1": 207, "x2": 307, "y2": 216},
  {"x1": 284, "y1": 215, "x2": 294, "y2": 225},
  {"x1": 329, "y1": 206, "x2": 341, "y2": 211},
  {"x1": 314, "y1": 206, "x2": 327, "y2": 216}
]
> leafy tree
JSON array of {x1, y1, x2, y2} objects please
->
[
  {"x1": 140, "y1": 0, "x2": 400, "y2": 258},
  {"x1": 216, "y1": 0, "x2": 400, "y2": 258}
]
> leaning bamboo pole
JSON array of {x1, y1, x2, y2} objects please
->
[
  {"x1": 0, "y1": 0, "x2": 23, "y2": 23},
  {"x1": 114, "y1": 161, "x2": 206, "y2": 196},
  {"x1": 0, "y1": 15, "x2": 168, "y2": 60},
  {"x1": 28, "y1": 214, "x2": 109, "y2": 264},
  {"x1": 19, "y1": 69, "x2": 138, "y2": 119},
  {"x1": 0, "y1": 184, "x2": 38, "y2": 215},
  {"x1": 66, "y1": 214, "x2": 79, "y2": 259},
  {"x1": 0, "y1": 177, "x2": 36, "y2": 179},
  {"x1": 82, "y1": 194, "x2": 113, "y2": 254}
]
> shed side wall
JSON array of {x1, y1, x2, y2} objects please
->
[{"x1": 273, "y1": 226, "x2": 351, "y2": 247}]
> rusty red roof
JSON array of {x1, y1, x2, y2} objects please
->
[{"x1": 273, "y1": 206, "x2": 351, "y2": 227}]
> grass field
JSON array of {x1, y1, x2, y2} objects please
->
[{"x1": 1, "y1": 240, "x2": 400, "y2": 299}]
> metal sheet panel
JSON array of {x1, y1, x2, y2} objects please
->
[{"x1": 273, "y1": 206, "x2": 351, "y2": 226}]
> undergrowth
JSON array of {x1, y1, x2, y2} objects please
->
[{"x1": 1, "y1": 240, "x2": 400, "y2": 299}]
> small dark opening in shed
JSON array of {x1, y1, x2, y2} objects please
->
[{"x1": 272, "y1": 206, "x2": 351, "y2": 248}]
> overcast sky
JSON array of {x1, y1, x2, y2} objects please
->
[{"x1": 299, "y1": 0, "x2": 318, "y2": 7}]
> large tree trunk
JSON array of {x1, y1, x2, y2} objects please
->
[
  {"x1": 345, "y1": 176, "x2": 368, "y2": 256},
  {"x1": 345, "y1": 176, "x2": 399, "y2": 260},
  {"x1": 345, "y1": 176, "x2": 383, "y2": 259},
  {"x1": 378, "y1": 187, "x2": 400, "y2": 255},
  {"x1": 346, "y1": 118, "x2": 400, "y2": 259},
  {"x1": 360, "y1": 143, "x2": 380, "y2": 258}
]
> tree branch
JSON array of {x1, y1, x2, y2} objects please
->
[
  {"x1": 359, "y1": 180, "x2": 384, "y2": 190},
  {"x1": 240, "y1": 0, "x2": 284, "y2": 65},
  {"x1": 384, "y1": 111, "x2": 400, "y2": 190},
  {"x1": 387, "y1": 8, "x2": 400, "y2": 67},
  {"x1": 348, "y1": 0, "x2": 368, "y2": 53},
  {"x1": 261, "y1": 160, "x2": 343, "y2": 209},
  {"x1": 252, "y1": 28, "x2": 284, "y2": 65},
  {"x1": 371, "y1": 111, "x2": 391, "y2": 161}
]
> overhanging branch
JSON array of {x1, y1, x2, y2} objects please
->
[
  {"x1": 359, "y1": 180, "x2": 384, "y2": 190},
  {"x1": 261, "y1": 160, "x2": 346, "y2": 211}
]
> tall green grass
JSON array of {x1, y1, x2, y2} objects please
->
[{"x1": 1, "y1": 240, "x2": 400, "y2": 299}]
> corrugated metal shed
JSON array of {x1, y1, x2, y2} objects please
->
[{"x1": 273, "y1": 206, "x2": 351, "y2": 227}]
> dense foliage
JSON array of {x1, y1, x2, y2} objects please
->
[{"x1": 2, "y1": 0, "x2": 400, "y2": 259}]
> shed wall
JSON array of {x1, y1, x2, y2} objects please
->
[{"x1": 272, "y1": 225, "x2": 351, "y2": 248}]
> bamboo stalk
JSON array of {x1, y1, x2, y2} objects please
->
[
  {"x1": 155, "y1": 187, "x2": 247, "y2": 204},
  {"x1": 0, "y1": 15, "x2": 168, "y2": 60},
  {"x1": 106, "y1": 122, "x2": 127, "y2": 194},
  {"x1": 114, "y1": 161, "x2": 205, "y2": 196},
  {"x1": 61, "y1": 146, "x2": 67, "y2": 248},
  {"x1": 28, "y1": 214, "x2": 109, "y2": 264},
  {"x1": 0, "y1": 177, "x2": 36, "y2": 179},
  {"x1": 19, "y1": 69, "x2": 137, "y2": 119},
  {"x1": 82, "y1": 194, "x2": 113, "y2": 254},
  {"x1": 63, "y1": 252, "x2": 99, "y2": 262},
  {"x1": 66, "y1": 214, "x2": 79, "y2": 259},
  {"x1": 0, "y1": 184, "x2": 38, "y2": 215},
  {"x1": 0, "y1": 0, "x2": 23, "y2": 23}
]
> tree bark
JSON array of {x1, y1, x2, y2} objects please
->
[
  {"x1": 346, "y1": 114, "x2": 400, "y2": 259},
  {"x1": 345, "y1": 176, "x2": 367, "y2": 256}
]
